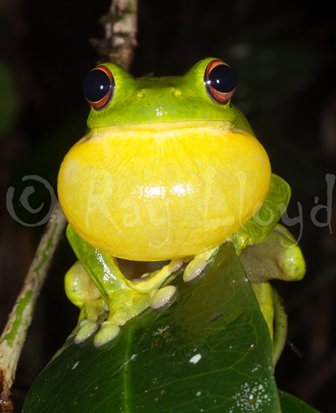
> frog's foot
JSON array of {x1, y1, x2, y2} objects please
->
[
  {"x1": 92, "y1": 285, "x2": 178, "y2": 347},
  {"x1": 183, "y1": 247, "x2": 219, "y2": 283},
  {"x1": 75, "y1": 298, "x2": 107, "y2": 344},
  {"x1": 240, "y1": 224, "x2": 306, "y2": 283},
  {"x1": 92, "y1": 287, "x2": 155, "y2": 346},
  {"x1": 137, "y1": 259, "x2": 182, "y2": 312},
  {"x1": 92, "y1": 259, "x2": 184, "y2": 346}
]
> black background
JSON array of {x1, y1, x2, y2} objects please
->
[{"x1": 1, "y1": 0, "x2": 336, "y2": 411}]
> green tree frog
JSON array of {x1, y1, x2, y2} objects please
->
[{"x1": 57, "y1": 58, "x2": 305, "y2": 353}]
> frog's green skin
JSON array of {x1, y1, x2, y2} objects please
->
[
  {"x1": 240, "y1": 224, "x2": 305, "y2": 365},
  {"x1": 58, "y1": 58, "x2": 306, "y2": 358}
]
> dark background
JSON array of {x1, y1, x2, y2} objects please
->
[{"x1": 0, "y1": 0, "x2": 336, "y2": 411}]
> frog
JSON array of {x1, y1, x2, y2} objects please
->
[{"x1": 57, "y1": 58, "x2": 305, "y2": 358}]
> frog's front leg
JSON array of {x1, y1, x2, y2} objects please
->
[
  {"x1": 66, "y1": 257, "x2": 184, "y2": 346},
  {"x1": 95, "y1": 247, "x2": 222, "y2": 346},
  {"x1": 67, "y1": 225, "x2": 186, "y2": 346},
  {"x1": 94, "y1": 259, "x2": 183, "y2": 346}
]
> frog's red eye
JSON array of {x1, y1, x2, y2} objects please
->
[
  {"x1": 204, "y1": 60, "x2": 236, "y2": 104},
  {"x1": 83, "y1": 65, "x2": 114, "y2": 110}
]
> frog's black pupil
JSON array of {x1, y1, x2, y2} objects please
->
[
  {"x1": 83, "y1": 69, "x2": 111, "y2": 102},
  {"x1": 209, "y1": 65, "x2": 236, "y2": 93}
]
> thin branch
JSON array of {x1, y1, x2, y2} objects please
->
[
  {"x1": 0, "y1": 1, "x2": 138, "y2": 411},
  {"x1": 0, "y1": 203, "x2": 67, "y2": 412},
  {"x1": 91, "y1": 0, "x2": 138, "y2": 69}
]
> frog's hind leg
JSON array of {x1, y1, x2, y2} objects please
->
[{"x1": 64, "y1": 261, "x2": 108, "y2": 343}]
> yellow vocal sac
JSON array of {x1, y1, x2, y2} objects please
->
[{"x1": 58, "y1": 122, "x2": 271, "y2": 261}]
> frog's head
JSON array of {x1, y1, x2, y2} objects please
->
[
  {"x1": 83, "y1": 58, "x2": 253, "y2": 134},
  {"x1": 58, "y1": 58, "x2": 271, "y2": 261}
]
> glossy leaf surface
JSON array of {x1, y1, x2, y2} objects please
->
[
  {"x1": 24, "y1": 243, "x2": 280, "y2": 412},
  {"x1": 279, "y1": 391, "x2": 321, "y2": 413}
]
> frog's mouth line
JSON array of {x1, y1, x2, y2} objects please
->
[{"x1": 89, "y1": 120, "x2": 240, "y2": 135}]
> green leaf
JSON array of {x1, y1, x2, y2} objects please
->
[
  {"x1": 24, "y1": 243, "x2": 281, "y2": 412},
  {"x1": 279, "y1": 391, "x2": 321, "y2": 413}
]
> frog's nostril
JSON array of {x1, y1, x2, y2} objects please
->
[
  {"x1": 137, "y1": 90, "x2": 145, "y2": 99},
  {"x1": 172, "y1": 89, "x2": 182, "y2": 97}
]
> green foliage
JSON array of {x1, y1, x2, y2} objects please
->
[{"x1": 23, "y1": 243, "x2": 320, "y2": 412}]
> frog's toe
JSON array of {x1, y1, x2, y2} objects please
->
[
  {"x1": 182, "y1": 247, "x2": 218, "y2": 283},
  {"x1": 93, "y1": 322, "x2": 121, "y2": 347},
  {"x1": 150, "y1": 285, "x2": 177, "y2": 311},
  {"x1": 168, "y1": 259, "x2": 184, "y2": 274},
  {"x1": 74, "y1": 320, "x2": 99, "y2": 344},
  {"x1": 183, "y1": 259, "x2": 207, "y2": 283}
]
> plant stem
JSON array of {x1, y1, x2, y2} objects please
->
[
  {"x1": 92, "y1": 0, "x2": 138, "y2": 70},
  {"x1": 0, "y1": 1, "x2": 138, "y2": 410},
  {"x1": 0, "y1": 203, "x2": 67, "y2": 412}
]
